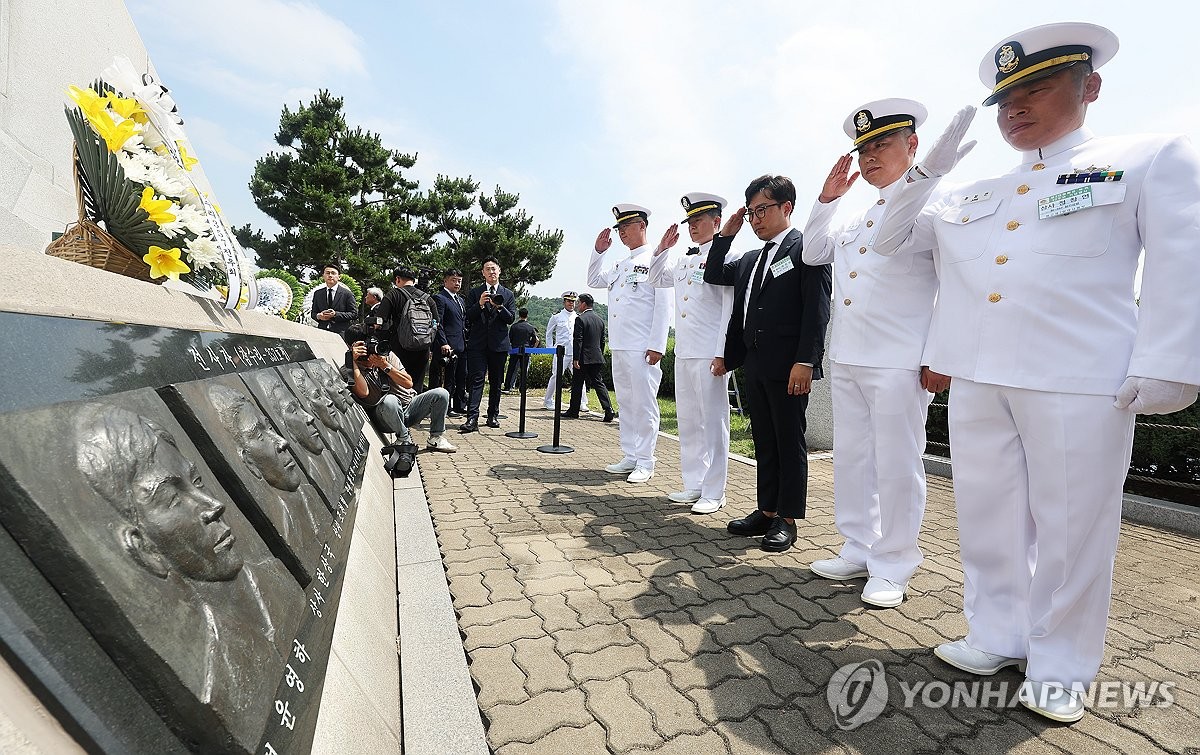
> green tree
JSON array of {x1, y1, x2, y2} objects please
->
[
  {"x1": 423, "y1": 176, "x2": 563, "y2": 296},
  {"x1": 233, "y1": 89, "x2": 428, "y2": 284}
]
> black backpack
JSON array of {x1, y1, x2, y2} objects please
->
[{"x1": 391, "y1": 286, "x2": 437, "y2": 351}]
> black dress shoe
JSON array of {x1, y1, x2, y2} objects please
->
[
  {"x1": 560, "y1": 411, "x2": 580, "y2": 419},
  {"x1": 602, "y1": 411, "x2": 615, "y2": 423},
  {"x1": 727, "y1": 510, "x2": 773, "y2": 536},
  {"x1": 459, "y1": 421, "x2": 478, "y2": 434},
  {"x1": 761, "y1": 517, "x2": 798, "y2": 552},
  {"x1": 485, "y1": 417, "x2": 501, "y2": 428},
  {"x1": 447, "y1": 409, "x2": 463, "y2": 418}
]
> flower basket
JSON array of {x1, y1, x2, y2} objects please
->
[{"x1": 45, "y1": 154, "x2": 159, "y2": 283}]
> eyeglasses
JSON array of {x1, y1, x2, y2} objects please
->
[{"x1": 742, "y1": 203, "x2": 781, "y2": 221}]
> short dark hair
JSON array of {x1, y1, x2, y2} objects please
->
[
  {"x1": 744, "y1": 175, "x2": 796, "y2": 207},
  {"x1": 392, "y1": 265, "x2": 416, "y2": 282},
  {"x1": 481, "y1": 256, "x2": 500, "y2": 269},
  {"x1": 518, "y1": 307, "x2": 529, "y2": 318},
  {"x1": 343, "y1": 323, "x2": 367, "y2": 345},
  {"x1": 443, "y1": 268, "x2": 463, "y2": 279},
  {"x1": 323, "y1": 263, "x2": 340, "y2": 274},
  {"x1": 578, "y1": 293, "x2": 594, "y2": 307}
]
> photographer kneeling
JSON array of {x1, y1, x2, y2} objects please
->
[{"x1": 341, "y1": 324, "x2": 457, "y2": 453}]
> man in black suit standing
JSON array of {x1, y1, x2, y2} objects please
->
[
  {"x1": 431, "y1": 269, "x2": 468, "y2": 415},
  {"x1": 564, "y1": 293, "x2": 615, "y2": 421},
  {"x1": 503, "y1": 308, "x2": 540, "y2": 392},
  {"x1": 461, "y1": 256, "x2": 515, "y2": 433},
  {"x1": 312, "y1": 263, "x2": 357, "y2": 335},
  {"x1": 704, "y1": 175, "x2": 832, "y2": 552}
]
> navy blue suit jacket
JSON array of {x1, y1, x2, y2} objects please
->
[
  {"x1": 464, "y1": 284, "x2": 515, "y2": 353},
  {"x1": 433, "y1": 288, "x2": 467, "y2": 353}
]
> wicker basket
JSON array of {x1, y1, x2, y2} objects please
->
[{"x1": 44, "y1": 154, "x2": 160, "y2": 284}]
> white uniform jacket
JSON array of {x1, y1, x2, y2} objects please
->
[
  {"x1": 545, "y1": 308, "x2": 577, "y2": 357},
  {"x1": 801, "y1": 178, "x2": 938, "y2": 369},
  {"x1": 873, "y1": 127, "x2": 1200, "y2": 395},
  {"x1": 648, "y1": 241, "x2": 744, "y2": 359},
  {"x1": 588, "y1": 244, "x2": 673, "y2": 353}
]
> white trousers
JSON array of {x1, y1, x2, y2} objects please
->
[
  {"x1": 831, "y1": 362, "x2": 931, "y2": 583},
  {"x1": 544, "y1": 354, "x2": 587, "y2": 410},
  {"x1": 611, "y1": 349, "x2": 662, "y2": 469},
  {"x1": 949, "y1": 378, "x2": 1135, "y2": 688},
  {"x1": 675, "y1": 358, "x2": 732, "y2": 499}
]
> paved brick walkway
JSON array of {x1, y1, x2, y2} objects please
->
[{"x1": 417, "y1": 396, "x2": 1199, "y2": 754}]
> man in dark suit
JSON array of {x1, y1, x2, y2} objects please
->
[
  {"x1": 461, "y1": 256, "x2": 515, "y2": 432},
  {"x1": 503, "y1": 308, "x2": 540, "y2": 391},
  {"x1": 564, "y1": 293, "x2": 614, "y2": 421},
  {"x1": 430, "y1": 269, "x2": 468, "y2": 415},
  {"x1": 311, "y1": 263, "x2": 357, "y2": 335},
  {"x1": 704, "y1": 175, "x2": 832, "y2": 552}
]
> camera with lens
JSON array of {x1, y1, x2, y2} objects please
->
[{"x1": 362, "y1": 316, "x2": 390, "y2": 357}]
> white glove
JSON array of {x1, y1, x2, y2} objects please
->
[
  {"x1": 1114, "y1": 376, "x2": 1200, "y2": 415},
  {"x1": 916, "y1": 106, "x2": 978, "y2": 177}
]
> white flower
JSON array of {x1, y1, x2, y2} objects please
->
[
  {"x1": 116, "y1": 150, "x2": 152, "y2": 184},
  {"x1": 172, "y1": 203, "x2": 210, "y2": 236},
  {"x1": 185, "y1": 236, "x2": 222, "y2": 270}
]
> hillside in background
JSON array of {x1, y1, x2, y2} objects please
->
[{"x1": 520, "y1": 295, "x2": 607, "y2": 339}]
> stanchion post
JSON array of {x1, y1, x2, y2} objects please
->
[
  {"x1": 538, "y1": 344, "x2": 573, "y2": 453},
  {"x1": 506, "y1": 345, "x2": 537, "y2": 439}
]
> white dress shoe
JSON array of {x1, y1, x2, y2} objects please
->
[
  {"x1": 626, "y1": 467, "x2": 653, "y2": 483},
  {"x1": 605, "y1": 459, "x2": 637, "y2": 474},
  {"x1": 934, "y1": 639, "x2": 1025, "y2": 676},
  {"x1": 861, "y1": 577, "x2": 906, "y2": 608},
  {"x1": 1018, "y1": 680, "x2": 1085, "y2": 723},
  {"x1": 809, "y1": 557, "x2": 869, "y2": 580},
  {"x1": 691, "y1": 496, "x2": 726, "y2": 514},
  {"x1": 667, "y1": 489, "x2": 702, "y2": 503}
]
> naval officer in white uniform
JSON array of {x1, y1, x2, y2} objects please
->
[
  {"x1": 588, "y1": 204, "x2": 674, "y2": 483},
  {"x1": 542, "y1": 291, "x2": 589, "y2": 413},
  {"x1": 802, "y1": 100, "x2": 946, "y2": 609},
  {"x1": 649, "y1": 193, "x2": 744, "y2": 514},
  {"x1": 873, "y1": 22, "x2": 1200, "y2": 722}
]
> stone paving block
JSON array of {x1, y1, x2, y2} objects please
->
[
  {"x1": 663, "y1": 649, "x2": 755, "y2": 692},
  {"x1": 449, "y1": 572, "x2": 491, "y2": 609},
  {"x1": 756, "y1": 708, "x2": 837, "y2": 754},
  {"x1": 566, "y1": 643, "x2": 655, "y2": 682},
  {"x1": 458, "y1": 598, "x2": 536, "y2": 628},
  {"x1": 484, "y1": 688, "x2": 594, "y2": 749},
  {"x1": 626, "y1": 667, "x2": 709, "y2": 738},
  {"x1": 445, "y1": 556, "x2": 508, "y2": 579},
  {"x1": 442, "y1": 543, "x2": 507, "y2": 566},
  {"x1": 529, "y1": 591, "x2": 583, "y2": 633},
  {"x1": 554, "y1": 622, "x2": 635, "y2": 656},
  {"x1": 482, "y1": 568, "x2": 527, "y2": 602},
  {"x1": 514, "y1": 561, "x2": 578, "y2": 580},
  {"x1": 582, "y1": 677, "x2": 662, "y2": 751},
  {"x1": 493, "y1": 722, "x2": 609, "y2": 755},
  {"x1": 722, "y1": 714, "x2": 785, "y2": 754},
  {"x1": 686, "y1": 597, "x2": 756, "y2": 624},
  {"x1": 706, "y1": 616, "x2": 782, "y2": 649},
  {"x1": 522, "y1": 573, "x2": 590, "y2": 597},
  {"x1": 437, "y1": 528, "x2": 470, "y2": 551},
  {"x1": 463, "y1": 615, "x2": 545, "y2": 651},
  {"x1": 511, "y1": 636, "x2": 574, "y2": 696},
  {"x1": 570, "y1": 559, "x2": 618, "y2": 588},
  {"x1": 685, "y1": 674, "x2": 783, "y2": 724},
  {"x1": 653, "y1": 730, "x2": 730, "y2": 754},
  {"x1": 626, "y1": 617, "x2": 690, "y2": 664},
  {"x1": 563, "y1": 589, "x2": 619, "y2": 625},
  {"x1": 470, "y1": 645, "x2": 527, "y2": 708},
  {"x1": 659, "y1": 611, "x2": 724, "y2": 656}
]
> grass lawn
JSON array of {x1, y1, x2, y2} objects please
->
[{"x1": 657, "y1": 397, "x2": 755, "y2": 459}]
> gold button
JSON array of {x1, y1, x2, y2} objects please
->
[
  {"x1": 1016, "y1": 184, "x2": 1030, "y2": 195},
  {"x1": 1006, "y1": 220, "x2": 1020, "y2": 231},
  {"x1": 681, "y1": 312, "x2": 686, "y2": 318},
  {"x1": 876, "y1": 199, "x2": 886, "y2": 206},
  {"x1": 683, "y1": 295, "x2": 689, "y2": 301},
  {"x1": 995, "y1": 255, "x2": 1008, "y2": 265},
  {"x1": 1033, "y1": 163, "x2": 1045, "y2": 171},
  {"x1": 961, "y1": 216, "x2": 970, "y2": 223},
  {"x1": 859, "y1": 246, "x2": 867, "y2": 254},
  {"x1": 866, "y1": 220, "x2": 874, "y2": 227},
  {"x1": 843, "y1": 298, "x2": 852, "y2": 306},
  {"x1": 687, "y1": 280, "x2": 692, "y2": 285},
  {"x1": 849, "y1": 271, "x2": 858, "y2": 279},
  {"x1": 988, "y1": 293, "x2": 1002, "y2": 303}
]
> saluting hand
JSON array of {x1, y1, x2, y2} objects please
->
[
  {"x1": 719, "y1": 210, "x2": 745, "y2": 239},
  {"x1": 819, "y1": 154, "x2": 859, "y2": 203},
  {"x1": 655, "y1": 224, "x2": 680, "y2": 256},
  {"x1": 595, "y1": 228, "x2": 613, "y2": 253}
]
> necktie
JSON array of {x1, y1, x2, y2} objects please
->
[
  {"x1": 743, "y1": 241, "x2": 776, "y2": 346},
  {"x1": 686, "y1": 246, "x2": 700, "y2": 255}
]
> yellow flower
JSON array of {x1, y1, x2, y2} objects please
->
[
  {"x1": 93, "y1": 115, "x2": 139, "y2": 153},
  {"x1": 67, "y1": 86, "x2": 107, "y2": 116},
  {"x1": 143, "y1": 246, "x2": 191, "y2": 280},
  {"x1": 104, "y1": 92, "x2": 144, "y2": 121},
  {"x1": 138, "y1": 187, "x2": 176, "y2": 225},
  {"x1": 176, "y1": 141, "x2": 199, "y2": 170}
]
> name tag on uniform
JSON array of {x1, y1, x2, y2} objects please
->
[
  {"x1": 691, "y1": 269, "x2": 705, "y2": 284},
  {"x1": 626, "y1": 265, "x2": 649, "y2": 284},
  {"x1": 1038, "y1": 185, "x2": 1093, "y2": 219},
  {"x1": 769, "y1": 256, "x2": 794, "y2": 277}
]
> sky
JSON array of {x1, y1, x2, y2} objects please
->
[{"x1": 124, "y1": 0, "x2": 1197, "y2": 301}]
